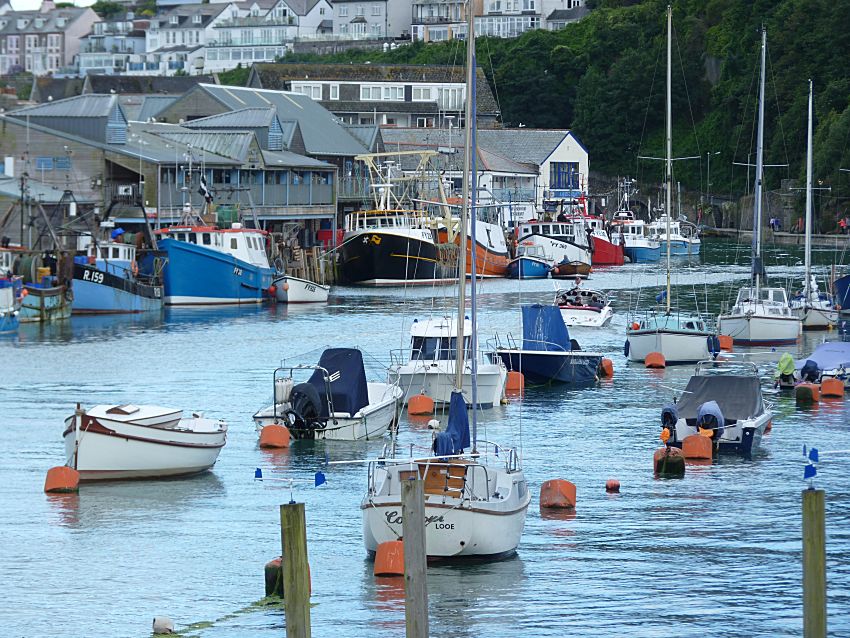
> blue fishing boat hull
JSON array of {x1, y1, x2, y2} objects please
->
[
  {"x1": 497, "y1": 351, "x2": 601, "y2": 385},
  {"x1": 506, "y1": 256, "x2": 550, "y2": 279},
  {"x1": 659, "y1": 240, "x2": 694, "y2": 255},
  {"x1": 72, "y1": 264, "x2": 163, "y2": 314},
  {"x1": 624, "y1": 245, "x2": 661, "y2": 262},
  {"x1": 143, "y1": 238, "x2": 274, "y2": 305},
  {"x1": 0, "y1": 313, "x2": 18, "y2": 334}
]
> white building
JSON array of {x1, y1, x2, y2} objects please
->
[
  {"x1": 332, "y1": 0, "x2": 411, "y2": 39},
  {"x1": 78, "y1": 15, "x2": 148, "y2": 75}
]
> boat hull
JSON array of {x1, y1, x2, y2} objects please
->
[
  {"x1": 391, "y1": 363, "x2": 505, "y2": 408},
  {"x1": 660, "y1": 239, "x2": 700, "y2": 255},
  {"x1": 591, "y1": 235, "x2": 625, "y2": 265},
  {"x1": 793, "y1": 305, "x2": 838, "y2": 330},
  {"x1": 506, "y1": 256, "x2": 550, "y2": 279},
  {"x1": 718, "y1": 314, "x2": 801, "y2": 345},
  {"x1": 516, "y1": 234, "x2": 590, "y2": 267},
  {"x1": 626, "y1": 330, "x2": 712, "y2": 365},
  {"x1": 671, "y1": 411, "x2": 771, "y2": 459},
  {"x1": 362, "y1": 499, "x2": 528, "y2": 559},
  {"x1": 496, "y1": 350, "x2": 601, "y2": 385},
  {"x1": 273, "y1": 275, "x2": 329, "y2": 304},
  {"x1": 559, "y1": 305, "x2": 613, "y2": 327},
  {"x1": 340, "y1": 229, "x2": 443, "y2": 286},
  {"x1": 624, "y1": 245, "x2": 661, "y2": 263},
  {"x1": 72, "y1": 264, "x2": 163, "y2": 314},
  {"x1": 64, "y1": 415, "x2": 226, "y2": 481},
  {"x1": 551, "y1": 261, "x2": 591, "y2": 278},
  {"x1": 149, "y1": 238, "x2": 273, "y2": 305},
  {"x1": 438, "y1": 224, "x2": 509, "y2": 278},
  {"x1": 19, "y1": 284, "x2": 71, "y2": 323}
]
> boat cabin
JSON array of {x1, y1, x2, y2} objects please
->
[
  {"x1": 88, "y1": 241, "x2": 136, "y2": 263},
  {"x1": 344, "y1": 209, "x2": 428, "y2": 232},
  {"x1": 518, "y1": 221, "x2": 577, "y2": 242},
  {"x1": 516, "y1": 245, "x2": 547, "y2": 259},
  {"x1": 409, "y1": 317, "x2": 473, "y2": 361},
  {"x1": 555, "y1": 287, "x2": 607, "y2": 309},
  {"x1": 732, "y1": 286, "x2": 794, "y2": 316},
  {"x1": 158, "y1": 226, "x2": 270, "y2": 268}
]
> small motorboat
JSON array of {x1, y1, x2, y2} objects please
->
[
  {"x1": 550, "y1": 260, "x2": 591, "y2": 279},
  {"x1": 506, "y1": 245, "x2": 552, "y2": 280},
  {"x1": 795, "y1": 341, "x2": 850, "y2": 385},
  {"x1": 64, "y1": 404, "x2": 227, "y2": 480},
  {"x1": 660, "y1": 360, "x2": 772, "y2": 459},
  {"x1": 253, "y1": 347, "x2": 402, "y2": 441},
  {"x1": 494, "y1": 304, "x2": 602, "y2": 385},
  {"x1": 0, "y1": 275, "x2": 21, "y2": 334},
  {"x1": 555, "y1": 286, "x2": 613, "y2": 327},
  {"x1": 273, "y1": 274, "x2": 330, "y2": 304}
]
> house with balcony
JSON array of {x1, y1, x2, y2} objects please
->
[
  {"x1": 411, "y1": 0, "x2": 479, "y2": 42},
  {"x1": 247, "y1": 62, "x2": 500, "y2": 129},
  {"x1": 78, "y1": 15, "x2": 148, "y2": 76},
  {"x1": 0, "y1": 4, "x2": 98, "y2": 75},
  {"x1": 332, "y1": 0, "x2": 411, "y2": 40},
  {"x1": 203, "y1": 0, "x2": 332, "y2": 73},
  {"x1": 142, "y1": 3, "x2": 236, "y2": 76}
]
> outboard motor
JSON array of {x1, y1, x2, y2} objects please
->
[
  {"x1": 800, "y1": 359, "x2": 820, "y2": 384},
  {"x1": 696, "y1": 400, "x2": 725, "y2": 440},
  {"x1": 284, "y1": 382, "x2": 324, "y2": 439}
]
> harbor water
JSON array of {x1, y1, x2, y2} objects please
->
[{"x1": 1, "y1": 239, "x2": 849, "y2": 637}]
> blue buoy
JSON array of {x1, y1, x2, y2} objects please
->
[{"x1": 255, "y1": 468, "x2": 263, "y2": 479}]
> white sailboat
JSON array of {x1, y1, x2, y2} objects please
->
[
  {"x1": 362, "y1": 6, "x2": 530, "y2": 560},
  {"x1": 718, "y1": 28, "x2": 801, "y2": 346},
  {"x1": 626, "y1": 5, "x2": 715, "y2": 365},
  {"x1": 789, "y1": 80, "x2": 838, "y2": 330}
]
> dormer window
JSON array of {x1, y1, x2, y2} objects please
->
[
  {"x1": 35, "y1": 18, "x2": 44, "y2": 28},
  {"x1": 56, "y1": 17, "x2": 65, "y2": 28},
  {"x1": 192, "y1": 14, "x2": 202, "y2": 23},
  {"x1": 170, "y1": 15, "x2": 179, "y2": 24}
]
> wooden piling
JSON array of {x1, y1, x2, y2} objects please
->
[
  {"x1": 802, "y1": 488, "x2": 826, "y2": 638},
  {"x1": 280, "y1": 502, "x2": 311, "y2": 638},
  {"x1": 401, "y1": 478, "x2": 428, "y2": 638}
]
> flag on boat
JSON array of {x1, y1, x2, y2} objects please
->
[{"x1": 198, "y1": 176, "x2": 213, "y2": 203}]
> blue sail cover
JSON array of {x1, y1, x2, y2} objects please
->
[
  {"x1": 795, "y1": 342, "x2": 850, "y2": 372},
  {"x1": 433, "y1": 391, "x2": 471, "y2": 457},
  {"x1": 522, "y1": 304, "x2": 570, "y2": 352},
  {"x1": 306, "y1": 348, "x2": 369, "y2": 417},
  {"x1": 834, "y1": 274, "x2": 850, "y2": 309}
]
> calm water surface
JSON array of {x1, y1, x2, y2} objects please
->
[{"x1": 1, "y1": 239, "x2": 849, "y2": 637}]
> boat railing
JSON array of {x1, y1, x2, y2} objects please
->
[
  {"x1": 695, "y1": 358, "x2": 759, "y2": 377},
  {"x1": 491, "y1": 332, "x2": 569, "y2": 352},
  {"x1": 388, "y1": 346, "x2": 501, "y2": 368}
]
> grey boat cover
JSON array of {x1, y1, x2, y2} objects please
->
[
  {"x1": 795, "y1": 342, "x2": 850, "y2": 371},
  {"x1": 675, "y1": 375, "x2": 763, "y2": 421}
]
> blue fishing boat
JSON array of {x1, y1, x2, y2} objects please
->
[
  {"x1": 72, "y1": 230, "x2": 163, "y2": 314},
  {"x1": 494, "y1": 304, "x2": 602, "y2": 384},
  {"x1": 506, "y1": 245, "x2": 551, "y2": 279},
  {"x1": 140, "y1": 224, "x2": 276, "y2": 305}
]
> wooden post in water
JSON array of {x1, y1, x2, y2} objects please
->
[
  {"x1": 401, "y1": 478, "x2": 428, "y2": 638},
  {"x1": 802, "y1": 488, "x2": 826, "y2": 638},
  {"x1": 280, "y1": 502, "x2": 311, "y2": 638}
]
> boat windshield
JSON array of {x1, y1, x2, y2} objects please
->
[{"x1": 411, "y1": 336, "x2": 471, "y2": 361}]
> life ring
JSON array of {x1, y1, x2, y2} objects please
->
[
  {"x1": 63, "y1": 287, "x2": 74, "y2": 303},
  {"x1": 130, "y1": 260, "x2": 139, "y2": 277}
]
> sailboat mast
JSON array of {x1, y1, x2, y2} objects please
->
[
  {"x1": 454, "y1": 0, "x2": 475, "y2": 392},
  {"x1": 753, "y1": 28, "x2": 767, "y2": 297},
  {"x1": 804, "y1": 79, "x2": 813, "y2": 301},
  {"x1": 467, "y1": 15, "x2": 480, "y2": 449},
  {"x1": 665, "y1": 4, "x2": 672, "y2": 314}
]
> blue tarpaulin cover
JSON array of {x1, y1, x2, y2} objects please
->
[
  {"x1": 306, "y1": 348, "x2": 369, "y2": 417},
  {"x1": 433, "y1": 391, "x2": 471, "y2": 457},
  {"x1": 522, "y1": 303, "x2": 571, "y2": 352},
  {"x1": 697, "y1": 400, "x2": 726, "y2": 436},
  {"x1": 661, "y1": 404, "x2": 678, "y2": 427},
  {"x1": 795, "y1": 341, "x2": 850, "y2": 372},
  {"x1": 834, "y1": 274, "x2": 850, "y2": 309}
]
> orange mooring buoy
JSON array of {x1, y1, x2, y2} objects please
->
[
  {"x1": 598, "y1": 358, "x2": 614, "y2": 378},
  {"x1": 682, "y1": 433, "x2": 712, "y2": 460},
  {"x1": 653, "y1": 446, "x2": 685, "y2": 478},
  {"x1": 820, "y1": 378, "x2": 844, "y2": 398},
  {"x1": 505, "y1": 370, "x2": 525, "y2": 394},
  {"x1": 795, "y1": 382, "x2": 821, "y2": 403},
  {"x1": 718, "y1": 335, "x2": 734, "y2": 351},
  {"x1": 44, "y1": 466, "x2": 80, "y2": 494},
  {"x1": 374, "y1": 540, "x2": 404, "y2": 577},
  {"x1": 259, "y1": 424, "x2": 291, "y2": 448},
  {"x1": 644, "y1": 352, "x2": 666, "y2": 369},
  {"x1": 605, "y1": 479, "x2": 620, "y2": 493},
  {"x1": 539, "y1": 479, "x2": 576, "y2": 509},
  {"x1": 408, "y1": 394, "x2": 435, "y2": 416}
]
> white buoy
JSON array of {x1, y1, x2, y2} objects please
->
[
  {"x1": 152, "y1": 617, "x2": 174, "y2": 634},
  {"x1": 427, "y1": 419, "x2": 440, "y2": 430}
]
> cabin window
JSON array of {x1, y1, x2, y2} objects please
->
[
  {"x1": 541, "y1": 225, "x2": 550, "y2": 235},
  {"x1": 112, "y1": 247, "x2": 119, "y2": 258},
  {"x1": 231, "y1": 238, "x2": 238, "y2": 249},
  {"x1": 202, "y1": 233, "x2": 211, "y2": 245},
  {"x1": 187, "y1": 234, "x2": 197, "y2": 244}
]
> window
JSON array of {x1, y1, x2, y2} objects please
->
[
  {"x1": 371, "y1": 23, "x2": 381, "y2": 35},
  {"x1": 438, "y1": 87, "x2": 463, "y2": 110},
  {"x1": 382, "y1": 85, "x2": 403, "y2": 101},
  {"x1": 356, "y1": 5, "x2": 364, "y2": 16},
  {"x1": 340, "y1": 23, "x2": 348, "y2": 33},
  {"x1": 549, "y1": 162, "x2": 579, "y2": 190},
  {"x1": 170, "y1": 15, "x2": 179, "y2": 24},
  {"x1": 202, "y1": 233, "x2": 211, "y2": 245},
  {"x1": 319, "y1": 7, "x2": 325, "y2": 14},
  {"x1": 416, "y1": 116, "x2": 435, "y2": 127},
  {"x1": 371, "y1": 4, "x2": 381, "y2": 15},
  {"x1": 360, "y1": 85, "x2": 381, "y2": 100},
  {"x1": 339, "y1": 6, "x2": 348, "y2": 16},
  {"x1": 193, "y1": 14, "x2": 202, "y2": 23},
  {"x1": 412, "y1": 86, "x2": 431, "y2": 101},
  {"x1": 330, "y1": 84, "x2": 339, "y2": 100},
  {"x1": 295, "y1": 83, "x2": 321, "y2": 99},
  {"x1": 522, "y1": 0, "x2": 535, "y2": 9},
  {"x1": 231, "y1": 237, "x2": 238, "y2": 249}
]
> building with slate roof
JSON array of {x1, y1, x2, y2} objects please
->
[
  {"x1": 0, "y1": 4, "x2": 98, "y2": 75},
  {"x1": 380, "y1": 126, "x2": 589, "y2": 221},
  {"x1": 144, "y1": 3, "x2": 235, "y2": 76},
  {"x1": 247, "y1": 62, "x2": 500, "y2": 129},
  {"x1": 331, "y1": 0, "x2": 411, "y2": 40},
  {"x1": 0, "y1": 93, "x2": 338, "y2": 233},
  {"x1": 156, "y1": 83, "x2": 378, "y2": 207}
]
